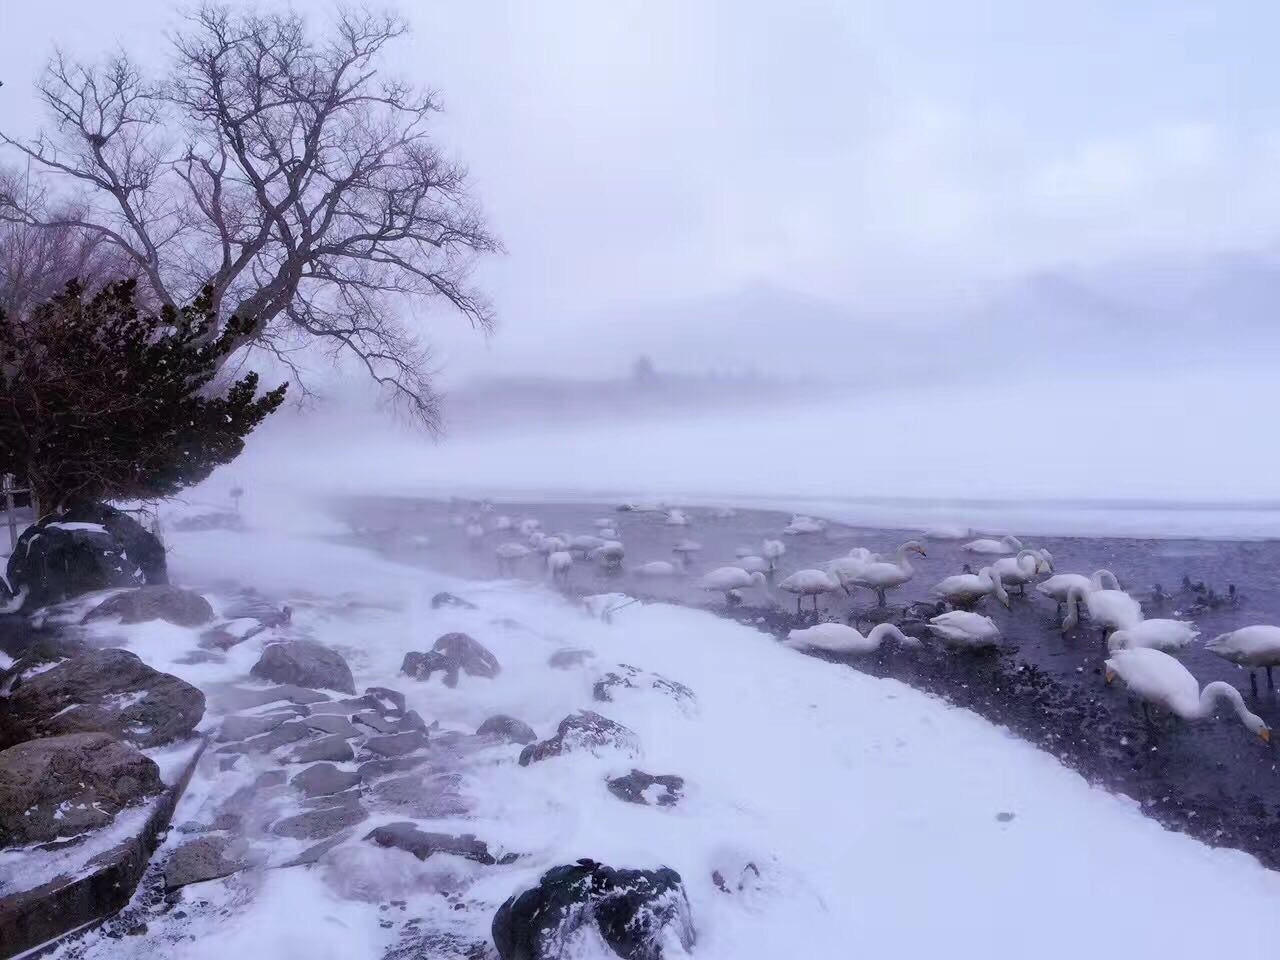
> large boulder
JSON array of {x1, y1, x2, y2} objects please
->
[
  {"x1": 518, "y1": 711, "x2": 640, "y2": 767},
  {"x1": 492, "y1": 859, "x2": 694, "y2": 960},
  {"x1": 6, "y1": 500, "x2": 166, "y2": 610},
  {"x1": 1, "y1": 647, "x2": 205, "y2": 749},
  {"x1": 83, "y1": 586, "x2": 214, "y2": 628},
  {"x1": 251, "y1": 640, "x2": 355, "y2": 694},
  {"x1": 401, "y1": 632, "x2": 500, "y2": 688},
  {"x1": 364, "y1": 821, "x2": 514, "y2": 865},
  {"x1": 0, "y1": 732, "x2": 164, "y2": 846}
]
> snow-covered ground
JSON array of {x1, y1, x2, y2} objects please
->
[
  {"x1": 228, "y1": 361, "x2": 1280, "y2": 539},
  {"x1": 60, "y1": 489, "x2": 1280, "y2": 959}
]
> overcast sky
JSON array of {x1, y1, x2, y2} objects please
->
[{"x1": 3, "y1": 1, "x2": 1278, "y2": 381}]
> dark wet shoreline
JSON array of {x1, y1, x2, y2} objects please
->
[{"x1": 340, "y1": 496, "x2": 1280, "y2": 871}]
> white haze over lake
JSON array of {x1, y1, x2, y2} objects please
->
[{"x1": 225, "y1": 360, "x2": 1280, "y2": 539}]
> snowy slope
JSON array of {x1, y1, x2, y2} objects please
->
[{"x1": 59, "y1": 498, "x2": 1280, "y2": 959}]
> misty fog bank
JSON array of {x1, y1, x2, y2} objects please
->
[{"x1": 213, "y1": 357, "x2": 1280, "y2": 538}]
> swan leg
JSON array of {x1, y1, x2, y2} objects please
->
[
  {"x1": 1269, "y1": 666, "x2": 1275, "y2": 689},
  {"x1": 1141, "y1": 701, "x2": 1153, "y2": 726},
  {"x1": 1250, "y1": 671, "x2": 1259, "y2": 698},
  {"x1": 876, "y1": 588, "x2": 887, "y2": 606},
  {"x1": 795, "y1": 597, "x2": 802, "y2": 615}
]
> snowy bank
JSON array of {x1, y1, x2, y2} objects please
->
[{"x1": 56, "y1": 495, "x2": 1280, "y2": 959}]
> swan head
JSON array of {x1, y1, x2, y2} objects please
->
[{"x1": 901, "y1": 540, "x2": 926, "y2": 558}]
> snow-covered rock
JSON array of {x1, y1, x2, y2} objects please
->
[
  {"x1": 251, "y1": 639, "x2": 356, "y2": 695},
  {"x1": 0, "y1": 732, "x2": 163, "y2": 845},
  {"x1": 491, "y1": 859, "x2": 695, "y2": 960},
  {"x1": 3, "y1": 647, "x2": 205, "y2": 749}
]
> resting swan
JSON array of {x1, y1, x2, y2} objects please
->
[
  {"x1": 786, "y1": 622, "x2": 919, "y2": 654},
  {"x1": 702, "y1": 566, "x2": 769, "y2": 604},
  {"x1": 1105, "y1": 648, "x2": 1270, "y2": 741},
  {"x1": 1106, "y1": 619, "x2": 1199, "y2": 655},
  {"x1": 778, "y1": 569, "x2": 844, "y2": 613},
  {"x1": 931, "y1": 566, "x2": 1010, "y2": 608},
  {"x1": 963, "y1": 534, "x2": 1023, "y2": 555},
  {"x1": 847, "y1": 541, "x2": 926, "y2": 606},
  {"x1": 991, "y1": 549, "x2": 1051, "y2": 594},
  {"x1": 927, "y1": 611, "x2": 1002, "y2": 649},
  {"x1": 1062, "y1": 585, "x2": 1141, "y2": 635},
  {"x1": 1036, "y1": 569, "x2": 1121, "y2": 617},
  {"x1": 1206, "y1": 625, "x2": 1280, "y2": 694}
]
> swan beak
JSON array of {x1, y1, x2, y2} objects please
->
[
  {"x1": 1104, "y1": 668, "x2": 1115, "y2": 685},
  {"x1": 1260, "y1": 727, "x2": 1271, "y2": 744}
]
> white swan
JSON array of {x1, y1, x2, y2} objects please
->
[
  {"x1": 931, "y1": 566, "x2": 1010, "y2": 608},
  {"x1": 1062, "y1": 585, "x2": 1141, "y2": 634},
  {"x1": 786, "y1": 622, "x2": 920, "y2": 654},
  {"x1": 496, "y1": 541, "x2": 531, "y2": 575},
  {"x1": 633, "y1": 560, "x2": 679, "y2": 577},
  {"x1": 922, "y1": 524, "x2": 972, "y2": 541},
  {"x1": 847, "y1": 541, "x2": 926, "y2": 606},
  {"x1": 590, "y1": 540, "x2": 626, "y2": 569},
  {"x1": 671, "y1": 539, "x2": 702, "y2": 570},
  {"x1": 1037, "y1": 569, "x2": 1120, "y2": 604},
  {"x1": 568, "y1": 534, "x2": 606, "y2": 557},
  {"x1": 1104, "y1": 648, "x2": 1270, "y2": 741},
  {"x1": 465, "y1": 523, "x2": 485, "y2": 547},
  {"x1": 702, "y1": 566, "x2": 769, "y2": 604},
  {"x1": 592, "y1": 518, "x2": 614, "y2": 530},
  {"x1": 928, "y1": 611, "x2": 1002, "y2": 649},
  {"x1": 778, "y1": 569, "x2": 844, "y2": 613},
  {"x1": 517, "y1": 518, "x2": 542, "y2": 537},
  {"x1": 991, "y1": 549, "x2": 1049, "y2": 594},
  {"x1": 783, "y1": 515, "x2": 825, "y2": 535},
  {"x1": 1206, "y1": 626, "x2": 1280, "y2": 693},
  {"x1": 665, "y1": 509, "x2": 690, "y2": 526},
  {"x1": 1107, "y1": 619, "x2": 1199, "y2": 655},
  {"x1": 536, "y1": 535, "x2": 568, "y2": 555},
  {"x1": 492, "y1": 515, "x2": 514, "y2": 532},
  {"x1": 761, "y1": 539, "x2": 786, "y2": 571},
  {"x1": 739, "y1": 555, "x2": 771, "y2": 574},
  {"x1": 827, "y1": 553, "x2": 878, "y2": 592},
  {"x1": 547, "y1": 550, "x2": 573, "y2": 583},
  {"x1": 963, "y1": 534, "x2": 1023, "y2": 555}
]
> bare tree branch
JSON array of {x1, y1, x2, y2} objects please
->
[{"x1": 0, "y1": 3, "x2": 497, "y2": 426}]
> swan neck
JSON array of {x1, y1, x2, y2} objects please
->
[{"x1": 1199, "y1": 682, "x2": 1255, "y2": 725}]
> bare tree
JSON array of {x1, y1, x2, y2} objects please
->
[{"x1": 0, "y1": 4, "x2": 497, "y2": 427}]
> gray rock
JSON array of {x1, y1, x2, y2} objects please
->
[
  {"x1": 271, "y1": 803, "x2": 367, "y2": 840},
  {"x1": 281, "y1": 830, "x2": 351, "y2": 867},
  {"x1": 357, "y1": 754, "x2": 429, "y2": 781},
  {"x1": 365, "y1": 686, "x2": 406, "y2": 714},
  {"x1": 401, "y1": 632, "x2": 500, "y2": 687},
  {"x1": 303, "y1": 714, "x2": 360, "y2": 738},
  {"x1": 213, "y1": 684, "x2": 331, "y2": 711},
  {"x1": 251, "y1": 640, "x2": 355, "y2": 695},
  {"x1": 606, "y1": 770, "x2": 685, "y2": 807},
  {"x1": 216, "y1": 721, "x2": 310, "y2": 755},
  {"x1": 288, "y1": 735, "x2": 355, "y2": 764},
  {"x1": 519, "y1": 711, "x2": 641, "y2": 766},
  {"x1": 362, "y1": 731, "x2": 429, "y2": 758},
  {"x1": 291, "y1": 763, "x2": 361, "y2": 798},
  {"x1": 492, "y1": 860, "x2": 694, "y2": 960},
  {"x1": 216, "y1": 713, "x2": 288, "y2": 743},
  {"x1": 548, "y1": 648, "x2": 594, "y2": 670},
  {"x1": 83, "y1": 586, "x2": 214, "y2": 628},
  {"x1": 352, "y1": 710, "x2": 399, "y2": 735},
  {"x1": 430, "y1": 592, "x2": 477, "y2": 610},
  {"x1": 364, "y1": 821, "x2": 513, "y2": 865},
  {"x1": 371, "y1": 772, "x2": 469, "y2": 818},
  {"x1": 594, "y1": 664, "x2": 695, "y2": 710},
  {"x1": 5, "y1": 502, "x2": 162, "y2": 610},
  {"x1": 163, "y1": 835, "x2": 250, "y2": 891},
  {"x1": 476, "y1": 714, "x2": 537, "y2": 745},
  {"x1": 0, "y1": 733, "x2": 163, "y2": 845},
  {"x1": 3, "y1": 648, "x2": 204, "y2": 749}
]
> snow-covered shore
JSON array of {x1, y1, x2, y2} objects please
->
[{"x1": 56, "y1": 492, "x2": 1280, "y2": 959}]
